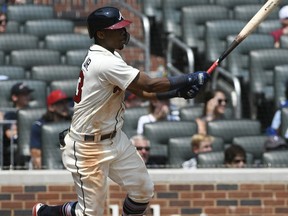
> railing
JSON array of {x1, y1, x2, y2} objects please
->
[{"x1": 0, "y1": 120, "x2": 17, "y2": 170}]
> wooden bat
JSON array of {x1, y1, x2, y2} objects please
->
[{"x1": 207, "y1": 0, "x2": 282, "y2": 74}]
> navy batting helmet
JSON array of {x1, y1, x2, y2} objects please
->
[{"x1": 87, "y1": 6, "x2": 132, "y2": 39}]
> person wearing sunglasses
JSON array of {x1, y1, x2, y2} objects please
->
[
  {"x1": 270, "y1": 5, "x2": 288, "y2": 48},
  {"x1": 224, "y1": 144, "x2": 246, "y2": 168},
  {"x1": 130, "y1": 135, "x2": 151, "y2": 165},
  {"x1": 195, "y1": 89, "x2": 228, "y2": 135},
  {"x1": 0, "y1": 12, "x2": 7, "y2": 33}
]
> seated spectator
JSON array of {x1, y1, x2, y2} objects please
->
[
  {"x1": 182, "y1": 134, "x2": 214, "y2": 169},
  {"x1": 2, "y1": 82, "x2": 34, "y2": 169},
  {"x1": 130, "y1": 135, "x2": 151, "y2": 164},
  {"x1": 137, "y1": 99, "x2": 179, "y2": 134},
  {"x1": 224, "y1": 144, "x2": 246, "y2": 168},
  {"x1": 0, "y1": 11, "x2": 7, "y2": 33},
  {"x1": 270, "y1": 5, "x2": 288, "y2": 48},
  {"x1": 266, "y1": 81, "x2": 288, "y2": 139},
  {"x1": 30, "y1": 89, "x2": 72, "y2": 169},
  {"x1": 195, "y1": 89, "x2": 228, "y2": 135}
]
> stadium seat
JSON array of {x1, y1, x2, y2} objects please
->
[
  {"x1": 143, "y1": 121, "x2": 197, "y2": 165},
  {"x1": 197, "y1": 150, "x2": 254, "y2": 168},
  {"x1": 49, "y1": 79, "x2": 78, "y2": 100},
  {"x1": 274, "y1": 65, "x2": 288, "y2": 109},
  {"x1": 179, "y1": 104, "x2": 204, "y2": 121},
  {"x1": 5, "y1": 21, "x2": 20, "y2": 33},
  {"x1": 181, "y1": 5, "x2": 229, "y2": 61},
  {"x1": 41, "y1": 121, "x2": 71, "y2": 170},
  {"x1": 0, "y1": 66, "x2": 26, "y2": 80},
  {"x1": 179, "y1": 103, "x2": 234, "y2": 121},
  {"x1": 225, "y1": 34, "x2": 274, "y2": 82},
  {"x1": 0, "y1": 51, "x2": 4, "y2": 65},
  {"x1": 207, "y1": 119, "x2": 262, "y2": 146},
  {"x1": 232, "y1": 135, "x2": 268, "y2": 165},
  {"x1": 281, "y1": 108, "x2": 288, "y2": 139},
  {"x1": 7, "y1": 5, "x2": 54, "y2": 25},
  {"x1": 0, "y1": 79, "x2": 47, "y2": 109},
  {"x1": 262, "y1": 150, "x2": 288, "y2": 168},
  {"x1": 24, "y1": 19, "x2": 75, "y2": 41},
  {"x1": 162, "y1": 0, "x2": 210, "y2": 37},
  {"x1": 257, "y1": 19, "x2": 282, "y2": 34},
  {"x1": 10, "y1": 49, "x2": 61, "y2": 70},
  {"x1": 197, "y1": 151, "x2": 224, "y2": 168},
  {"x1": 168, "y1": 136, "x2": 225, "y2": 167},
  {"x1": 17, "y1": 108, "x2": 46, "y2": 169},
  {"x1": 205, "y1": 20, "x2": 246, "y2": 66},
  {"x1": 65, "y1": 49, "x2": 88, "y2": 66},
  {"x1": 0, "y1": 34, "x2": 39, "y2": 64},
  {"x1": 248, "y1": 49, "x2": 288, "y2": 120},
  {"x1": 44, "y1": 34, "x2": 92, "y2": 55},
  {"x1": 233, "y1": 4, "x2": 279, "y2": 21},
  {"x1": 122, "y1": 106, "x2": 148, "y2": 138},
  {"x1": 213, "y1": 0, "x2": 265, "y2": 9},
  {"x1": 280, "y1": 35, "x2": 288, "y2": 48},
  {"x1": 31, "y1": 65, "x2": 80, "y2": 84}
]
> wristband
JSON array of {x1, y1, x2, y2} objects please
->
[
  {"x1": 156, "y1": 90, "x2": 178, "y2": 100},
  {"x1": 168, "y1": 75, "x2": 188, "y2": 90}
]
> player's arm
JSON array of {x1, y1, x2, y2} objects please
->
[{"x1": 127, "y1": 71, "x2": 209, "y2": 100}]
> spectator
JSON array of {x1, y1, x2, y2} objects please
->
[
  {"x1": 30, "y1": 89, "x2": 72, "y2": 169},
  {"x1": 130, "y1": 135, "x2": 151, "y2": 165},
  {"x1": 266, "y1": 81, "x2": 288, "y2": 139},
  {"x1": 195, "y1": 89, "x2": 228, "y2": 135},
  {"x1": 182, "y1": 134, "x2": 214, "y2": 169},
  {"x1": 2, "y1": 82, "x2": 34, "y2": 169},
  {"x1": 0, "y1": 11, "x2": 7, "y2": 33},
  {"x1": 137, "y1": 99, "x2": 179, "y2": 134},
  {"x1": 224, "y1": 144, "x2": 246, "y2": 168},
  {"x1": 270, "y1": 5, "x2": 288, "y2": 48}
]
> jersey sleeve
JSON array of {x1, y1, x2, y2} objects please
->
[{"x1": 102, "y1": 53, "x2": 139, "y2": 90}]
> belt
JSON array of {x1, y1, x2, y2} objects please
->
[
  {"x1": 84, "y1": 131, "x2": 117, "y2": 141},
  {"x1": 68, "y1": 129, "x2": 117, "y2": 142}
]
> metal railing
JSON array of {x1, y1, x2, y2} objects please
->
[{"x1": 0, "y1": 120, "x2": 17, "y2": 170}]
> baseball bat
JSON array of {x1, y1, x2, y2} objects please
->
[{"x1": 207, "y1": 0, "x2": 282, "y2": 74}]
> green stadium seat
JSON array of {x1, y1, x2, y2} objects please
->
[
  {"x1": 280, "y1": 35, "x2": 288, "y2": 48},
  {"x1": 274, "y1": 65, "x2": 288, "y2": 108},
  {"x1": 44, "y1": 34, "x2": 92, "y2": 55},
  {"x1": 31, "y1": 65, "x2": 80, "y2": 84},
  {"x1": 122, "y1": 106, "x2": 148, "y2": 138},
  {"x1": 257, "y1": 19, "x2": 282, "y2": 34},
  {"x1": 248, "y1": 49, "x2": 288, "y2": 120},
  {"x1": 24, "y1": 19, "x2": 74, "y2": 41},
  {"x1": 65, "y1": 49, "x2": 88, "y2": 66},
  {"x1": 262, "y1": 150, "x2": 288, "y2": 168},
  {"x1": 41, "y1": 121, "x2": 71, "y2": 170},
  {"x1": 7, "y1": 5, "x2": 54, "y2": 25},
  {"x1": 143, "y1": 121, "x2": 198, "y2": 165},
  {"x1": 0, "y1": 66, "x2": 26, "y2": 79},
  {"x1": 207, "y1": 119, "x2": 262, "y2": 146},
  {"x1": 17, "y1": 108, "x2": 46, "y2": 169},
  {"x1": 281, "y1": 108, "x2": 288, "y2": 139},
  {"x1": 10, "y1": 49, "x2": 61, "y2": 70},
  {"x1": 49, "y1": 79, "x2": 78, "y2": 99},
  {"x1": 5, "y1": 21, "x2": 20, "y2": 33}
]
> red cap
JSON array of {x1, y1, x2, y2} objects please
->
[{"x1": 47, "y1": 89, "x2": 68, "y2": 106}]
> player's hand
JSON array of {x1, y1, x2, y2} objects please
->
[
  {"x1": 177, "y1": 85, "x2": 201, "y2": 99},
  {"x1": 187, "y1": 71, "x2": 210, "y2": 86}
]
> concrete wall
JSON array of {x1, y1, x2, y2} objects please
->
[{"x1": 1, "y1": 169, "x2": 288, "y2": 216}]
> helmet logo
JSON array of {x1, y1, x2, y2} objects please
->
[{"x1": 118, "y1": 11, "x2": 123, "y2": 20}]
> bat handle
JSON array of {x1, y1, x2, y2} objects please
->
[{"x1": 207, "y1": 60, "x2": 219, "y2": 74}]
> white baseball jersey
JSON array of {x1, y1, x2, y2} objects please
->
[
  {"x1": 70, "y1": 44, "x2": 139, "y2": 135},
  {"x1": 62, "y1": 44, "x2": 154, "y2": 216}
]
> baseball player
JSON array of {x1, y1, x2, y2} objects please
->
[{"x1": 32, "y1": 6, "x2": 209, "y2": 216}]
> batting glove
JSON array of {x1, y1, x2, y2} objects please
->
[
  {"x1": 177, "y1": 85, "x2": 201, "y2": 99},
  {"x1": 187, "y1": 71, "x2": 210, "y2": 86}
]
